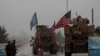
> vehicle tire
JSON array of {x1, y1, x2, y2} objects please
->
[
  {"x1": 33, "y1": 47, "x2": 38, "y2": 55},
  {"x1": 33, "y1": 50, "x2": 38, "y2": 55},
  {"x1": 65, "y1": 52, "x2": 71, "y2": 56}
]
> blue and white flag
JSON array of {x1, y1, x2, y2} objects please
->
[{"x1": 30, "y1": 12, "x2": 38, "y2": 30}]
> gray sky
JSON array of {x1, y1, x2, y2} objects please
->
[{"x1": 0, "y1": 0, "x2": 100, "y2": 38}]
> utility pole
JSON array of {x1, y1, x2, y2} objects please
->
[{"x1": 92, "y1": 8, "x2": 94, "y2": 25}]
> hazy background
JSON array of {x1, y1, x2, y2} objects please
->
[{"x1": 0, "y1": 0, "x2": 100, "y2": 43}]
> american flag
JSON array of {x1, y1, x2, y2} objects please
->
[{"x1": 55, "y1": 10, "x2": 71, "y2": 29}]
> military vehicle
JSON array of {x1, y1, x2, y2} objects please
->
[
  {"x1": 33, "y1": 25, "x2": 58, "y2": 55},
  {"x1": 64, "y1": 16, "x2": 95, "y2": 56},
  {"x1": 95, "y1": 26, "x2": 100, "y2": 36}
]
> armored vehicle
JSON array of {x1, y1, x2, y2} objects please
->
[
  {"x1": 33, "y1": 25, "x2": 58, "y2": 55},
  {"x1": 64, "y1": 16, "x2": 95, "y2": 56}
]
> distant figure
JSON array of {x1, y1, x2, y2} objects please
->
[
  {"x1": 30, "y1": 37, "x2": 34, "y2": 46},
  {"x1": 30, "y1": 39, "x2": 34, "y2": 46},
  {"x1": 30, "y1": 40, "x2": 33, "y2": 46},
  {"x1": 11, "y1": 40, "x2": 17, "y2": 56},
  {"x1": 5, "y1": 41, "x2": 12, "y2": 56}
]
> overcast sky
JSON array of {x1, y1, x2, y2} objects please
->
[{"x1": 0, "y1": 0, "x2": 100, "y2": 38}]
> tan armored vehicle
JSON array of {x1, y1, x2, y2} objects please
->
[
  {"x1": 33, "y1": 25, "x2": 58, "y2": 55},
  {"x1": 64, "y1": 16, "x2": 95, "y2": 56}
]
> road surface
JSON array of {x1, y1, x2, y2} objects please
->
[
  {"x1": 16, "y1": 43, "x2": 64, "y2": 56},
  {"x1": 16, "y1": 43, "x2": 88, "y2": 56}
]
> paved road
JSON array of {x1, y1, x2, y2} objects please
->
[
  {"x1": 16, "y1": 43, "x2": 89, "y2": 56},
  {"x1": 16, "y1": 43, "x2": 64, "y2": 56}
]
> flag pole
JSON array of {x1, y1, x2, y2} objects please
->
[{"x1": 66, "y1": 0, "x2": 68, "y2": 12}]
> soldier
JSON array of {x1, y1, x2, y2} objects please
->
[
  {"x1": 11, "y1": 40, "x2": 17, "y2": 56},
  {"x1": 5, "y1": 41, "x2": 12, "y2": 56}
]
